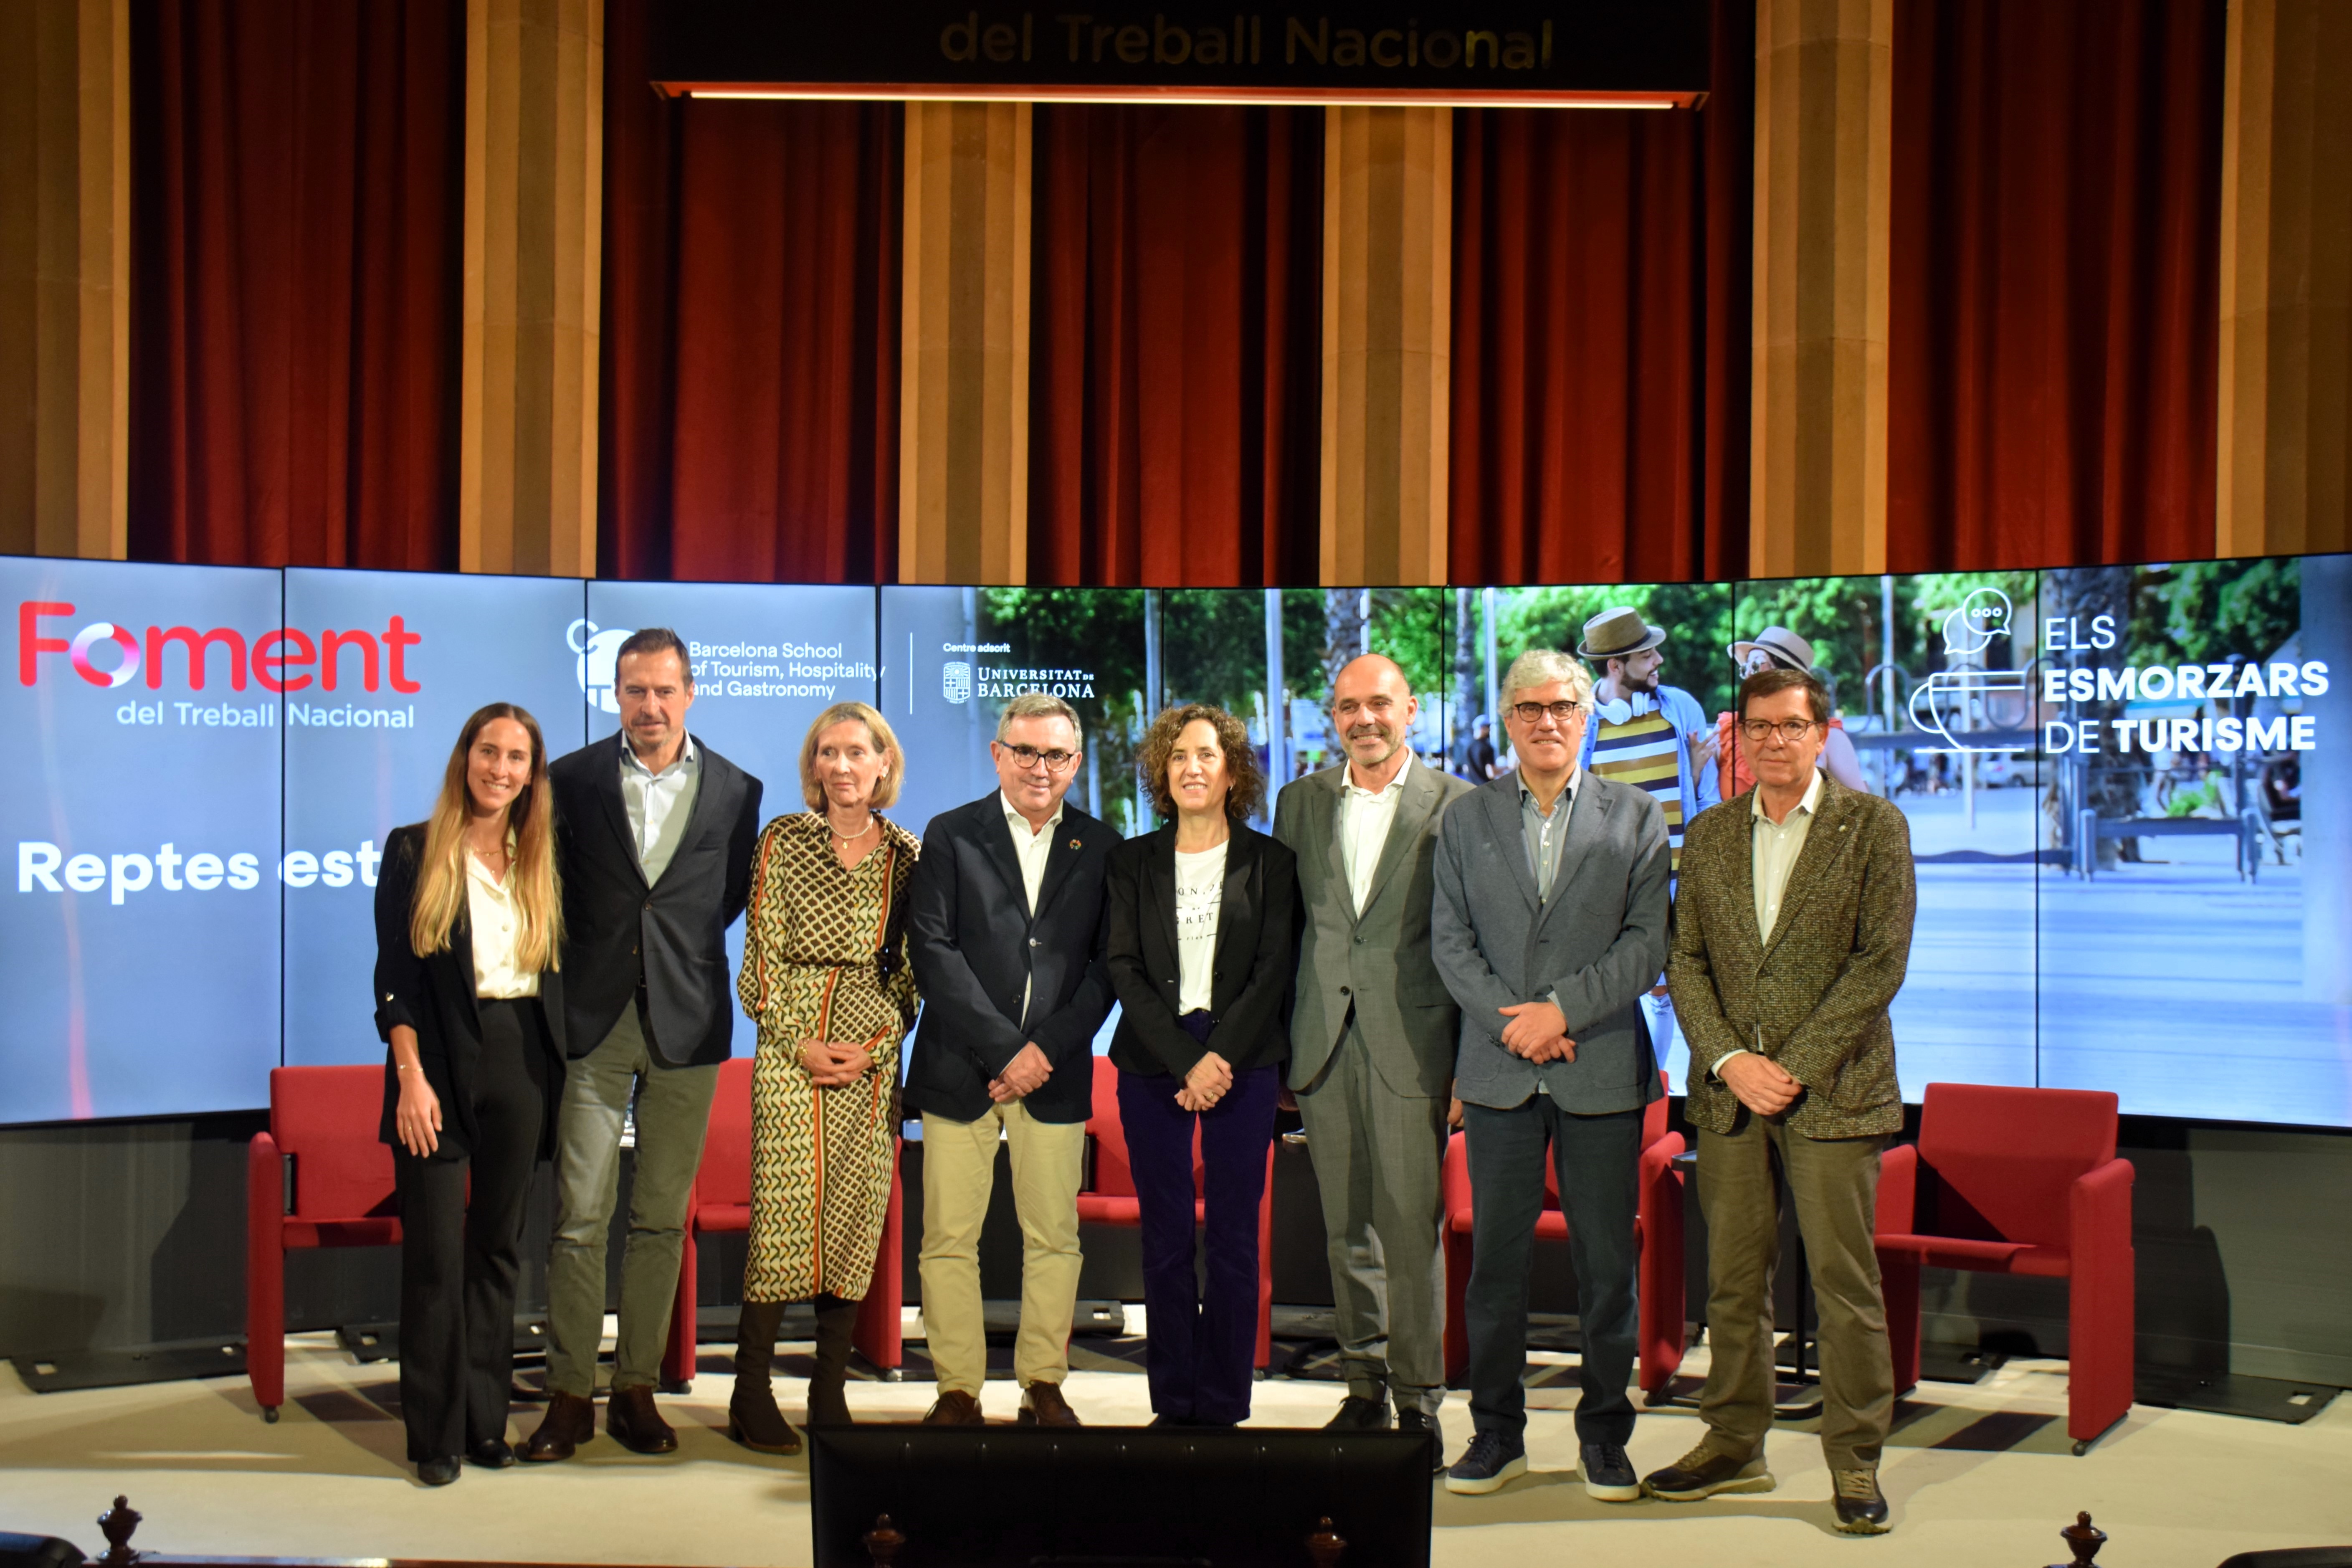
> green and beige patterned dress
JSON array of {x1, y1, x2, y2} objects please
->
[{"x1": 737, "y1": 812, "x2": 920, "y2": 1305}]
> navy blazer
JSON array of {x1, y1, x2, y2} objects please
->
[
  {"x1": 904, "y1": 792, "x2": 1119, "y2": 1125},
  {"x1": 372, "y1": 824, "x2": 568, "y2": 1159},
  {"x1": 1103, "y1": 823, "x2": 1296, "y2": 1079},
  {"x1": 548, "y1": 733, "x2": 762, "y2": 1068}
]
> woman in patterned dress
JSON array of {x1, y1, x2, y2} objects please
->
[{"x1": 727, "y1": 701, "x2": 919, "y2": 1454}]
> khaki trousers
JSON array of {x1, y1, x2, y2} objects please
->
[
  {"x1": 1696, "y1": 1114, "x2": 1895, "y2": 1471},
  {"x1": 918, "y1": 1101, "x2": 1086, "y2": 1395}
]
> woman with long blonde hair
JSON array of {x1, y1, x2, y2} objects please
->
[
  {"x1": 728, "y1": 700, "x2": 920, "y2": 1453},
  {"x1": 373, "y1": 702, "x2": 568, "y2": 1486}
]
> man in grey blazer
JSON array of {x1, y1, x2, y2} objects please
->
[
  {"x1": 1273, "y1": 653, "x2": 1474, "y2": 1465},
  {"x1": 1432, "y1": 648, "x2": 1671, "y2": 1500}
]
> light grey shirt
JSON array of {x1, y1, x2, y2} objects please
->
[
  {"x1": 1714, "y1": 766, "x2": 1823, "y2": 1077},
  {"x1": 1339, "y1": 765, "x2": 1408, "y2": 915},
  {"x1": 1516, "y1": 767, "x2": 1580, "y2": 904},
  {"x1": 620, "y1": 733, "x2": 701, "y2": 884}
]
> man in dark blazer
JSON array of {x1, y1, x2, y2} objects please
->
[
  {"x1": 1432, "y1": 648, "x2": 1670, "y2": 1502},
  {"x1": 1643, "y1": 664, "x2": 1915, "y2": 1535},
  {"x1": 1273, "y1": 653, "x2": 1474, "y2": 1462},
  {"x1": 906, "y1": 691, "x2": 1118, "y2": 1428},
  {"x1": 524, "y1": 628, "x2": 763, "y2": 1462}
]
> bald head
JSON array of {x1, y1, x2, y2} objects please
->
[{"x1": 1331, "y1": 654, "x2": 1418, "y2": 785}]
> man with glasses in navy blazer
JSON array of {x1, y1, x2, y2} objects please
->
[{"x1": 905, "y1": 690, "x2": 1119, "y2": 1429}]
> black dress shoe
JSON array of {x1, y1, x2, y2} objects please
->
[
  {"x1": 1397, "y1": 1408, "x2": 1446, "y2": 1473},
  {"x1": 1148, "y1": 1413, "x2": 1195, "y2": 1427},
  {"x1": 1324, "y1": 1395, "x2": 1391, "y2": 1431},
  {"x1": 523, "y1": 1390, "x2": 596, "y2": 1462},
  {"x1": 1832, "y1": 1469, "x2": 1890, "y2": 1534},
  {"x1": 467, "y1": 1437, "x2": 516, "y2": 1469},
  {"x1": 605, "y1": 1385, "x2": 679, "y2": 1454},
  {"x1": 416, "y1": 1457, "x2": 461, "y2": 1487}
]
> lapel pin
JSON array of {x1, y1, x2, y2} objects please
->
[{"x1": 1069, "y1": 838, "x2": 1081, "y2": 850}]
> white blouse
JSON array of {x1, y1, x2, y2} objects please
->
[
  {"x1": 1172, "y1": 841, "x2": 1227, "y2": 1015},
  {"x1": 466, "y1": 849, "x2": 540, "y2": 999}
]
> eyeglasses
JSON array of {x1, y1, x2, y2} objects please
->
[
  {"x1": 1739, "y1": 718, "x2": 1823, "y2": 744},
  {"x1": 1000, "y1": 742, "x2": 1080, "y2": 773},
  {"x1": 1511, "y1": 700, "x2": 1585, "y2": 726}
]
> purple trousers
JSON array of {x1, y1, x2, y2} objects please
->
[{"x1": 1116, "y1": 1044, "x2": 1279, "y2": 1426}]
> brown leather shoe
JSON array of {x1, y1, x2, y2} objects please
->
[
  {"x1": 522, "y1": 1390, "x2": 596, "y2": 1462},
  {"x1": 605, "y1": 1384, "x2": 678, "y2": 1455},
  {"x1": 921, "y1": 1390, "x2": 986, "y2": 1425},
  {"x1": 1018, "y1": 1381, "x2": 1081, "y2": 1428}
]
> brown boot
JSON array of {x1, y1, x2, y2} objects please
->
[
  {"x1": 1018, "y1": 1381, "x2": 1082, "y2": 1428},
  {"x1": 522, "y1": 1389, "x2": 596, "y2": 1462},
  {"x1": 805, "y1": 1299, "x2": 858, "y2": 1428},
  {"x1": 728, "y1": 1299, "x2": 802, "y2": 1456},
  {"x1": 922, "y1": 1389, "x2": 986, "y2": 1425},
  {"x1": 605, "y1": 1384, "x2": 678, "y2": 1454}
]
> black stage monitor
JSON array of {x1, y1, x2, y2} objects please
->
[{"x1": 808, "y1": 1426, "x2": 1433, "y2": 1568}]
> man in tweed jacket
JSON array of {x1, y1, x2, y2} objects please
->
[{"x1": 1643, "y1": 665, "x2": 1916, "y2": 1535}]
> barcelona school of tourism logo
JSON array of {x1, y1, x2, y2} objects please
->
[{"x1": 569, "y1": 620, "x2": 634, "y2": 714}]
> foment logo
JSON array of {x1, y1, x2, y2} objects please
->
[
  {"x1": 18, "y1": 603, "x2": 422, "y2": 693},
  {"x1": 569, "y1": 620, "x2": 634, "y2": 714}
]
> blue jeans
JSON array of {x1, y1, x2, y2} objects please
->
[{"x1": 1117, "y1": 1046, "x2": 1279, "y2": 1425}]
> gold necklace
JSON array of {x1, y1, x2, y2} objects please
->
[{"x1": 829, "y1": 814, "x2": 877, "y2": 846}]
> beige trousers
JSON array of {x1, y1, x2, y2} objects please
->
[{"x1": 918, "y1": 1102, "x2": 1086, "y2": 1395}]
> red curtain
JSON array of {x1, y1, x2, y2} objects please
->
[
  {"x1": 599, "y1": 0, "x2": 901, "y2": 583},
  {"x1": 1027, "y1": 105, "x2": 1323, "y2": 586},
  {"x1": 1448, "y1": 0, "x2": 1752, "y2": 587},
  {"x1": 1886, "y1": 0, "x2": 2225, "y2": 571},
  {"x1": 129, "y1": 0, "x2": 465, "y2": 570}
]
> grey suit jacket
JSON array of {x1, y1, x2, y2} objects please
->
[
  {"x1": 1432, "y1": 770, "x2": 1671, "y2": 1114},
  {"x1": 1273, "y1": 757, "x2": 1476, "y2": 1099}
]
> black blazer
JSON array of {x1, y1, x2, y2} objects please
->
[
  {"x1": 372, "y1": 825, "x2": 568, "y2": 1158},
  {"x1": 548, "y1": 733, "x2": 763, "y2": 1068},
  {"x1": 904, "y1": 792, "x2": 1119, "y2": 1125},
  {"x1": 1104, "y1": 824, "x2": 1296, "y2": 1080}
]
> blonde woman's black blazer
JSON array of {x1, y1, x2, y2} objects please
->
[{"x1": 372, "y1": 824, "x2": 567, "y2": 1159}]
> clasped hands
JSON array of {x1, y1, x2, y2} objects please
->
[
  {"x1": 1717, "y1": 1052, "x2": 1803, "y2": 1116},
  {"x1": 989, "y1": 1041, "x2": 1054, "y2": 1103},
  {"x1": 1177, "y1": 1051, "x2": 1232, "y2": 1112},
  {"x1": 1497, "y1": 999, "x2": 1575, "y2": 1064},
  {"x1": 798, "y1": 1038, "x2": 878, "y2": 1087}
]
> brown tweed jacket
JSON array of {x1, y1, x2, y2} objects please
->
[{"x1": 1668, "y1": 772, "x2": 1916, "y2": 1139}]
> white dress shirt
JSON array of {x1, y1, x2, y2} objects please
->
[
  {"x1": 1172, "y1": 840, "x2": 1228, "y2": 1015},
  {"x1": 1338, "y1": 764, "x2": 1408, "y2": 916},
  {"x1": 1002, "y1": 790, "x2": 1066, "y2": 1022},
  {"x1": 466, "y1": 847, "x2": 539, "y2": 999},
  {"x1": 1713, "y1": 767, "x2": 1823, "y2": 1078},
  {"x1": 620, "y1": 733, "x2": 700, "y2": 882}
]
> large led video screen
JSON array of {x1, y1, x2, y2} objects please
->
[{"x1": 4, "y1": 555, "x2": 2347, "y2": 1127}]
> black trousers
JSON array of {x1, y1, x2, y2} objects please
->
[
  {"x1": 392, "y1": 998, "x2": 550, "y2": 1462},
  {"x1": 1462, "y1": 1096, "x2": 1643, "y2": 1445}
]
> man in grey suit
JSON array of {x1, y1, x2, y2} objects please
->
[
  {"x1": 1274, "y1": 654, "x2": 1474, "y2": 1467},
  {"x1": 1431, "y1": 648, "x2": 1671, "y2": 1500}
]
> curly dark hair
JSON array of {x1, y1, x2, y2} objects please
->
[{"x1": 1139, "y1": 703, "x2": 1265, "y2": 824}]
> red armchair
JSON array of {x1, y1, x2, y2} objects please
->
[
  {"x1": 1873, "y1": 1082, "x2": 2135, "y2": 1454},
  {"x1": 661, "y1": 1056, "x2": 906, "y2": 1389},
  {"x1": 1076, "y1": 1055, "x2": 1276, "y2": 1371},
  {"x1": 247, "y1": 1066, "x2": 403, "y2": 1421},
  {"x1": 1441, "y1": 1071, "x2": 1687, "y2": 1396}
]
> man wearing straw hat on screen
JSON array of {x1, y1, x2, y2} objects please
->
[{"x1": 1577, "y1": 607, "x2": 1721, "y2": 1087}]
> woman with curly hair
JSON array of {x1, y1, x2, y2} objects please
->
[
  {"x1": 729, "y1": 701, "x2": 919, "y2": 1454},
  {"x1": 1103, "y1": 702, "x2": 1297, "y2": 1427}
]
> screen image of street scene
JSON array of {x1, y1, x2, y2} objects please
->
[{"x1": 2034, "y1": 557, "x2": 2350, "y2": 1125}]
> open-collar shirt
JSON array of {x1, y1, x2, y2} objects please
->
[{"x1": 1338, "y1": 761, "x2": 1409, "y2": 916}]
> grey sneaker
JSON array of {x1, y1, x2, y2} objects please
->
[
  {"x1": 1580, "y1": 1440, "x2": 1640, "y2": 1502},
  {"x1": 1643, "y1": 1444, "x2": 1776, "y2": 1501},
  {"x1": 1444, "y1": 1429, "x2": 1528, "y2": 1495},
  {"x1": 1832, "y1": 1468, "x2": 1889, "y2": 1534}
]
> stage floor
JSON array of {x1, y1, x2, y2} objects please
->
[{"x1": 2, "y1": 1324, "x2": 2348, "y2": 1568}]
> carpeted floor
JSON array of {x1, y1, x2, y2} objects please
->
[{"x1": 1, "y1": 1322, "x2": 2347, "y2": 1568}]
